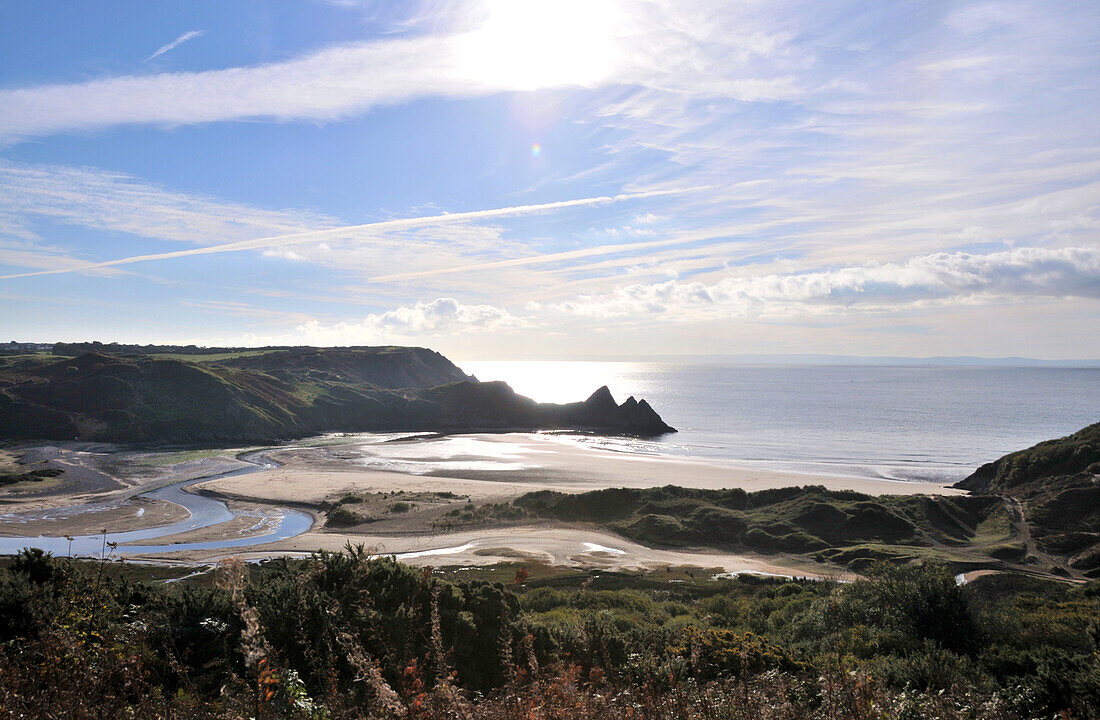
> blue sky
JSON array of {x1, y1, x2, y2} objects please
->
[{"x1": 1, "y1": 0, "x2": 1098, "y2": 359}]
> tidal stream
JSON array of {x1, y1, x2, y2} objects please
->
[{"x1": 0, "y1": 452, "x2": 313, "y2": 558}]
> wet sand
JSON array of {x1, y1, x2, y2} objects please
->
[
  {"x1": 0, "y1": 496, "x2": 189, "y2": 537},
  {"x1": 120, "y1": 511, "x2": 291, "y2": 547}
]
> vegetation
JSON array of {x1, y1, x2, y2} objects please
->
[
  {"x1": 435, "y1": 501, "x2": 530, "y2": 528},
  {"x1": 0, "y1": 348, "x2": 671, "y2": 444},
  {"x1": 436, "y1": 423, "x2": 1100, "y2": 579},
  {"x1": 454, "y1": 485, "x2": 1010, "y2": 572},
  {"x1": 0, "y1": 465, "x2": 61, "y2": 487},
  {"x1": 0, "y1": 546, "x2": 1096, "y2": 718},
  {"x1": 955, "y1": 422, "x2": 1100, "y2": 578},
  {"x1": 326, "y1": 506, "x2": 371, "y2": 527},
  {"x1": 958, "y1": 421, "x2": 1100, "y2": 494}
]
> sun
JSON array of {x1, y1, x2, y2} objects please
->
[{"x1": 457, "y1": 0, "x2": 625, "y2": 91}]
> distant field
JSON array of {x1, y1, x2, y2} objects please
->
[{"x1": 150, "y1": 349, "x2": 282, "y2": 362}]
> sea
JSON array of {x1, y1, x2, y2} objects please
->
[{"x1": 459, "y1": 361, "x2": 1100, "y2": 485}]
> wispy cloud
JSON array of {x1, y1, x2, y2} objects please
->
[
  {"x1": 144, "y1": 30, "x2": 204, "y2": 62},
  {"x1": 0, "y1": 186, "x2": 700, "y2": 280},
  {"x1": 918, "y1": 55, "x2": 1000, "y2": 75},
  {"x1": 0, "y1": 0, "x2": 807, "y2": 142},
  {"x1": 0, "y1": 35, "x2": 468, "y2": 141},
  {"x1": 0, "y1": 237, "x2": 128, "y2": 278},
  {"x1": 0, "y1": 160, "x2": 335, "y2": 246}
]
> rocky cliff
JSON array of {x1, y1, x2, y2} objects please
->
[{"x1": 0, "y1": 347, "x2": 674, "y2": 444}]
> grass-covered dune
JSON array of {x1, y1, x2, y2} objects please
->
[
  {"x1": 0, "y1": 347, "x2": 673, "y2": 444},
  {"x1": 506, "y1": 485, "x2": 1011, "y2": 571},
  {"x1": 1, "y1": 546, "x2": 1097, "y2": 718},
  {"x1": 439, "y1": 423, "x2": 1100, "y2": 578}
]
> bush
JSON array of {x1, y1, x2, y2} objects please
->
[
  {"x1": 786, "y1": 562, "x2": 981, "y2": 661},
  {"x1": 326, "y1": 506, "x2": 363, "y2": 526}
]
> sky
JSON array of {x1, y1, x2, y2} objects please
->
[{"x1": 0, "y1": 0, "x2": 1098, "y2": 360}]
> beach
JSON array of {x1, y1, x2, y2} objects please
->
[
  {"x1": 148, "y1": 432, "x2": 958, "y2": 573},
  {"x1": 0, "y1": 431, "x2": 963, "y2": 576},
  {"x1": 198, "y1": 432, "x2": 964, "y2": 506}
]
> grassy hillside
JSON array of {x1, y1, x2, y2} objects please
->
[
  {"x1": 0, "y1": 347, "x2": 673, "y2": 444},
  {"x1": 956, "y1": 421, "x2": 1100, "y2": 578},
  {"x1": 957, "y1": 421, "x2": 1100, "y2": 494}
]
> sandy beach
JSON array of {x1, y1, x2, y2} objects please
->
[
  {"x1": 199, "y1": 432, "x2": 963, "y2": 506},
  {"x1": 1, "y1": 432, "x2": 963, "y2": 576},
  {"x1": 130, "y1": 431, "x2": 957, "y2": 576}
]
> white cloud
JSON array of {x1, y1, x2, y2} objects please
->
[
  {"x1": 295, "y1": 297, "x2": 528, "y2": 342},
  {"x1": 262, "y1": 248, "x2": 305, "y2": 261},
  {"x1": 545, "y1": 247, "x2": 1100, "y2": 320}
]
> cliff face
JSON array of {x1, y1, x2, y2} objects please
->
[{"x1": 0, "y1": 348, "x2": 674, "y2": 444}]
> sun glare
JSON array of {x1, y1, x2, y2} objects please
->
[
  {"x1": 459, "y1": 360, "x2": 647, "y2": 405},
  {"x1": 458, "y1": 0, "x2": 625, "y2": 91}
]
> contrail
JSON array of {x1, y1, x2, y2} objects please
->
[
  {"x1": 145, "y1": 30, "x2": 204, "y2": 63},
  {"x1": 0, "y1": 187, "x2": 705, "y2": 280}
]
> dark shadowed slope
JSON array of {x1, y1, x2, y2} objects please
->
[{"x1": 0, "y1": 347, "x2": 674, "y2": 444}]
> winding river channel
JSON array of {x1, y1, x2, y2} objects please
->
[{"x1": 0, "y1": 453, "x2": 314, "y2": 558}]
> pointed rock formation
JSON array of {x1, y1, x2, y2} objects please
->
[{"x1": 0, "y1": 348, "x2": 675, "y2": 443}]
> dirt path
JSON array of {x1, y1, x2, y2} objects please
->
[{"x1": 1003, "y1": 496, "x2": 1080, "y2": 579}]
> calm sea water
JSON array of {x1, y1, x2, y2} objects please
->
[{"x1": 460, "y1": 361, "x2": 1100, "y2": 484}]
